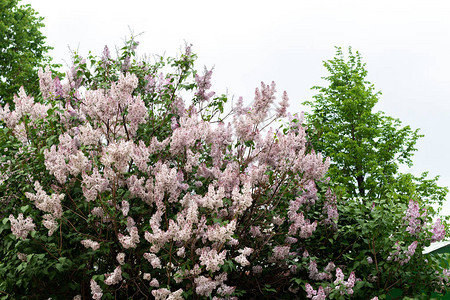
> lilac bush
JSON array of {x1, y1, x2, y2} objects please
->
[{"x1": 0, "y1": 39, "x2": 448, "y2": 299}]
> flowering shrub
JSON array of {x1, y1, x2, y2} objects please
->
[{"x1": 0, "y1": 39, "x2": 448, "y2": 299}]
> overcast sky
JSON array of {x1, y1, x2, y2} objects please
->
[{"x1": 23, "y1": 0, "x2": 450, "y2": 214}]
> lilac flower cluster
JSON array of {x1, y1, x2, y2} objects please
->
[{"x1": 9, "y1": 213, "x2": 35, "y2": 240}]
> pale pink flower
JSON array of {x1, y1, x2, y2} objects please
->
[
  {"x1": 431, "y1": 218, "x2": 445, "y2": 242},
  {"x1": 42, "y1": 214, "x2": 58, "y2": 236},
  {"x1": 25, "y1": 181, "x2": 64, "y2": 218},
  {"x1": 194, "y1": 276, "x2": 220, "y2": 296},
  {"x1": 198, "y1": 247, "x2": 227, "y2": 272},
  {"x1": 9, "y1": 213, "x2": 35, "y2": 240},
  {"x1": 234, "y1": 247, "x2": 254, "y2": 267},
  {"x1": 118, "y1": 226, "x2": 140, "y2": 249},
  {"x1": 90, "y1": 279, "x2": 103, "y2": 300},
  {"x1": 17, "y1": 252, "x2": 27, "y2": 262},
  {"x1": 150, "y1": 278, "x2": 159, "y2": 287},
  {"x1": 116, "y1": 253, "x2": 125, "y2": 265},
  {"x1": 104, "y1": 266, "x2": 122, "y2": 285},
  {"x1": 81, "y1": 239, "x2": 100, "y2": 251},
  {"x1": 143, "y1": 252, "x2": 162, "y2": 268},
  {"x1": 151, "y1": 288, "x2": 170, "y2": 300}
]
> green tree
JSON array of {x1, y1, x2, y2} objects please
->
[
  {"x1": 304, "y1": 47, "x2": 448, "y2": 208},
  {"x1": 0, "y1": 0, "x2": 60, "y2": 107}
]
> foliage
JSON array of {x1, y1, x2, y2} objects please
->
[
  {"x1": 0, "y1": 0, "x2": 61, "y2": 107},
  {"x1": 300, "y1": 46, "x2": 450, "y2": 298},
  {"x1": 0, "y1": 40, "x2": 448, "y2": 300},
  {"x1": 303, "y1": 47, "x2": 448, "y2": 208}
]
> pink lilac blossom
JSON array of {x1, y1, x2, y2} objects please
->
[
  {"x1": 205, "y1": 220, "x2": 236, "y2": 244},
  {"x1": 25, "y1": 181, "x2": 64, "y2": 218},
  {"x1": 231, "y1": 181, "x2": 253, "y2": 215},
  {"x1": 81, "y1": 239, "x2": 100, "y2": 251},
  {"x1": 234, "y1": 247, "x2": 254, "y2": 267},
  {"x1": 252, "y1": 265, "x2": 263, "y2": 274},
  {"x1": 42, "y1": 214, "x2": 58, "y2": 236},
  {"x1": 151, "y1": 288, "x2": 172, "y2": 300},
  {"x1": 9, "y1": 213, "x2": 35, "y2": 239},
  {"x1": 150, "y1": 278, "x2": 160, "y2": 287},
  {"x1": 217, "y1": 284, "x2": 236, "y2": 297},
  {"x1": 401, "y1": 241, "x2": 418, "y2": 265},
  {"x1": 177, "y1": 247, "x2": 185, "y2": 257},
  {"x1": 143, "y1": 252, "x2": 162, "y2": 268},
  {"x1": 101, "y1": 141, "x2": 133, "y2": 174},
  {"x1": 334, "y1": 268, "x2": 345, "y2": 285},
  {"x1": 104, "y1": 266, "x2": 123, "y2": 285},
  {"x1": 249, "y1": 226, "x2": 263, "y2": 238},
  {"x1": 431, "y1": 218, "x2": 445, "y2": 242},
  {"x1": 404, "y1": 200, "x2": 426, "y2": 235},
  {"x1": 78, "y1": 122, "x2": 102, "y2": 146},
  {"x1": 67, "y1": 150, "x2": 89, "y2": 176},
  {"x1": 167, "y1": 289, "x2": 184, "y2": 300},
  {"x1": 117, "y1": 253, "x2": 125, "y2": 265},
  {"x1": 90, "y1": 279, "x2": 103, "y2": 300},
  {"x1": 197, "y1": 247, "x2": 227, "y2": 272},
  {"x1": 305, "y1": 283, "x2": 327, "y2": 299},
  {"x1": 118, "y1": 226, "x2": 140, "y2": 249},
  {"x1": 121, "y1": 200, "x2": 130, "y2": 216},
  {"x1": 194, "y1": 276, "x2": 220, "y2": 296},
  {"x1": 325, "y1": 262, "x2": 335, "y2": 272},
  {"x1": 270, "y1": 245, "x2": 291, "y2": 262},
  {"x1": 308, "y1": 260, "x2": 331, "y2": 281},
  {"x1": 345, "y1": 272, "x2": 356, "y2": 294},
  {"x1": 17, "y1": 252, "x2": 27, "y2": 262},
  {"x1": 195, "y1": 68, "x2": 215, "y2": 102},
  {"x1": 143, "y1": 273, "x2": 151, "y2": 280}
]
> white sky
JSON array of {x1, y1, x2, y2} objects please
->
[{"x1": 24, "y1": 0, "x2": 450, "y2": 214}]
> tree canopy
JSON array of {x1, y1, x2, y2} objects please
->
[
  {"x1": 0, "y1": 0, "x2": 59, "y2": 107},
  {"x1": 304, "y1": 47, "x2": 447, "y2": 209}
]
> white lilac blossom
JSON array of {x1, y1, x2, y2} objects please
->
[{"x1": 9, "y1": 213, "x2": 35, "y2": 240}]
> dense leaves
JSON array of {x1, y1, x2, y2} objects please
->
[{"x1": 0, "y1": 0, "x2": 60, "y2": 107}]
